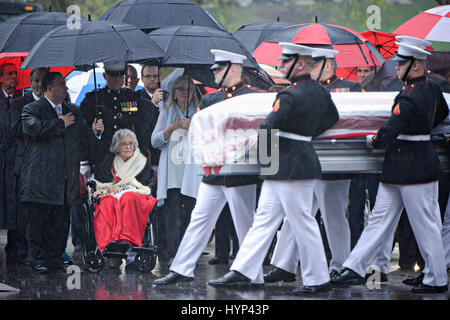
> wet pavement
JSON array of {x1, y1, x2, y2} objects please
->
[{"x1": 0, "y1": 230, "x2": 449, "y2": 301}]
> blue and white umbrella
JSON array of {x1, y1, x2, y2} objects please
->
[{"x1": 66, "y1": 63, "x2": 143, "y2": 106}]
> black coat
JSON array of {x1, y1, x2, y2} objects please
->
[
  {"x1": 0, "y1": 98, "x2": 16, "y2": 229},
  {"x1": 136, "y1": 88, "x2": 161, "y2": 167},
  {"x1": 260, "y1": 74, "x2": 339, "y2": 180},
  {"x1": 10, "y1": 92, "x2": 35, "y2": 176},
  {"x1": 94, "y1": 151, "x2": 152, "y2": 186},
  {"x1": 21, "y1": 97, "x2": 98, "y2": 206},
  {"x1": 198, "y1": 81, "x2": 265, "y2": 187},
  {"x1": 372, "y1": 76, "x2": 449, "y2": 184},
  {"x1": 79, "y1": 87, "x2": 151, "y2": 168}
]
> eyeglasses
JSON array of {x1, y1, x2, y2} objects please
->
[
  {"x1": 119, "y1": 142, "x2": 135, "y2": 148},
  {"x1": 142, "y1": 74, "x2": 159, "y2": 79}
]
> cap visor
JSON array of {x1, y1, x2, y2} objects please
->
[
  {"x1": 278, "y1": 55, "x2": 293, "y2": 61},
  {"x1": 391, "y1": 55, "x2": 408, "y2": 62},
  {"x1": 209, "y1": 64, "x2": 220, "y2": 71}
]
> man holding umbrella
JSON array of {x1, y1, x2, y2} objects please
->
[
  {"x1": 154, "y1": 49, "x2": 265, "y2": 285},
  {"x1": 80, "y1": 61, "x2": 152, "y2": 169}
]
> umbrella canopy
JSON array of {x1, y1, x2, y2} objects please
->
[
  {"x1": 233, "y1": 20, "x2": 294, "y2": 52},
  {"x1": 253, "y1": 23, "x2": 383, "y2": 69},
  {"x1": 148, "y1": 25, "x2": 258, "y2": 68},
  {"x1": 360, "y1": 30, "x2": 398, "y2": 60},
  {"x1": 0, "y1": 12, "x2": 88, "y2": 52},
  {"x1": 393, "y1": 5, "x2": 450, "y2": 42},
  {"x1": 100, "y1": 0, "x2": 226, "y2": 33},
  {"x1": 21, "y1": 20, "x2": 166, "y2": 69},
  {"x1": 0, "y1": 52, "x2": 74, "y2": 89},
  {"x1": 147, "y1": 25, "x2": 274, "y2": 89}
]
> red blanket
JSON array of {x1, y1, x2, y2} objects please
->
[{"x1": 94, "y1": 192, "x2": 158, "y2": 253}]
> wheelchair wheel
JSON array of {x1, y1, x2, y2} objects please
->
[
  {"x1": 80, "y1": 201, "x2": 95, "y2": 264},
  {"x1": 85, "y1": 250, "x2": 104, "y2": 273},
  {"x1": 134, "y1": 253, "x2": 157, "y2": 273}
]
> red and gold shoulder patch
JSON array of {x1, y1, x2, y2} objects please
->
[
  {"x1": 393, "y1": 103, "x2": 401, "y2": 115},
  {"x1": 272, "y1": 98, "x2": 280, "y2": 112}
]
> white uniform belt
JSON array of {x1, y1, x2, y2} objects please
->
[
  {"x1": 277, "y1": 131, "x2": 312, "y2": 142},
  {"x1": 397, "y1": 134, "x2": 430, "y2": 141}
]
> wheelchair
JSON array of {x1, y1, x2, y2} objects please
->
[{"x1": 78, "y1": 180, "x2": 159, "y2": 273}]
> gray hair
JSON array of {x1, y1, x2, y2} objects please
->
[{"x1": 110, "y1": 129, "x2": 139, "y2": 153}]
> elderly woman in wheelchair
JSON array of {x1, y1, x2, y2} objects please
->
[{"x1": 92, "y1": 128, "x2": 157, "y2": 268}]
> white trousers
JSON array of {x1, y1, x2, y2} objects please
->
[
  {"x1": 343, "y1": 182, "x2": 448, "y2": 287},
  {"x1": 170, "y1": 182, "x2": 261, "y2": 282},
  {"x1": 231, "y1": 180, "x2": 330, "y2": 286},
  {"x1": 442, "y1": 194, "x2": 450, "y2": 268},
  {"x1": 270, "y1": 179, "x2": 351, "y2": 274}
]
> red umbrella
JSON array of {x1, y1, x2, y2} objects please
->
[
  {"x1": 253, "y1": 23, "x2": 383, "y2": 69},
  {"x1": 0, "y1": 52, "x2": 74, "y2": 89},
  {"x1": 392, "y1": 5, "x2": 450, "y2": 42},
  {"x1": 360, "y1": 30, "x2": 398, "y2": 60}
]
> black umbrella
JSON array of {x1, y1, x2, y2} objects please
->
[
  {"x1": 100, "y1": 0, "x2": 226, "y2": 33},
  {"x1": 21, "y1": 20, "x2": 165, "y2": 69},
  {"x1": 0, "y1": 12, "x2": 88, "y2": 52},
  {"x1": 148, "y1": 25, "x2": 273, "y2": 89},
  {"x1": 233, "y1": 20, "x2": 293, "y2": 52}
]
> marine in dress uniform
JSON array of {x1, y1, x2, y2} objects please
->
[
  {"x1": 382, "y1": 37, "x2": 450, "y2": 274},
  {"x1": 79, "y1": 61, "x2": 152, "y2": 169},
  {"x1": 209, "y1": 43, "x2": 339, "y2": 295},
  {"x1": 264, "y1": 48, "x2": 356, "y2": 284},
  {"x1": 154, "y1": 50, "x2": 265, "y2": 285},
  {"x1": 332, "y1": 38, "x2": 449, "y2": 294}
]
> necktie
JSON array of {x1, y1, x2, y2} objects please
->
[{"x1": 55, "y1": 105, "x2": 62, "y2": 116}]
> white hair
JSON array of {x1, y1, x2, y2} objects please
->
[{"x1": 110, "y1": 128, "x2": 138, "y2": 153}]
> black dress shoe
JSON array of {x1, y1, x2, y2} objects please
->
[
  {"x1": 50, "y1": 263, "x2": 69, "y2": 271},
  {"x1": 411, "y1": 283, "x2": 448, "y2": 294},
  {"x1": 208, "y1": 271, "x2": 252, "y2": 287},
  {"x1": 331, "y1": 268, "x2": 364, "y2": 286},
  {"x1": 364, "y1": 270, "x2": 388, "y2": 283},
  {"x1": 32, "y1": 264, "x2": 49, "y2": 274},
  {"x1": 208, "y1": 256, "x2": 228, "y2": 265},
  {"x1": 403, "y1": 273, "x2": 424, "y2": 286},
  {"x1": 292, "y1": 281, "x2": 332, "y2": 295},
  {"x1": 153, "y1": 272, "x2": 194, "y2": 285},
  {"x1": 264, "y1": 267, "x2": 296, "y2": 283},
  {"x1": 118, "y1": 240, "x2": 131, "y2": 253},
  {"x1": 329, "y1": 269, "x2": 340, "y2": 281},
  {"x1": 105, "y1": 241, "x2": 120, "y2": 253}
]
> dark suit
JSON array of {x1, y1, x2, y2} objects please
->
[
  {"x1": 6, "y1": 93, "x2": 36, "y2": 263},
  {"x1": 21, "y1": 96, "x2": 98, "y2": 267},
  {"x1": 0, "y1": 88, "x2": 22, "y2": 262}
]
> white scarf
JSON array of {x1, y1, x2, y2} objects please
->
[{"x1": 94, "y1": 149, "x2": 151, "y2": 198}]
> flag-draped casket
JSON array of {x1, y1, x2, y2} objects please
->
[{"x1": 188, "y1": 92, "x2": 450, "y2": 175}]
